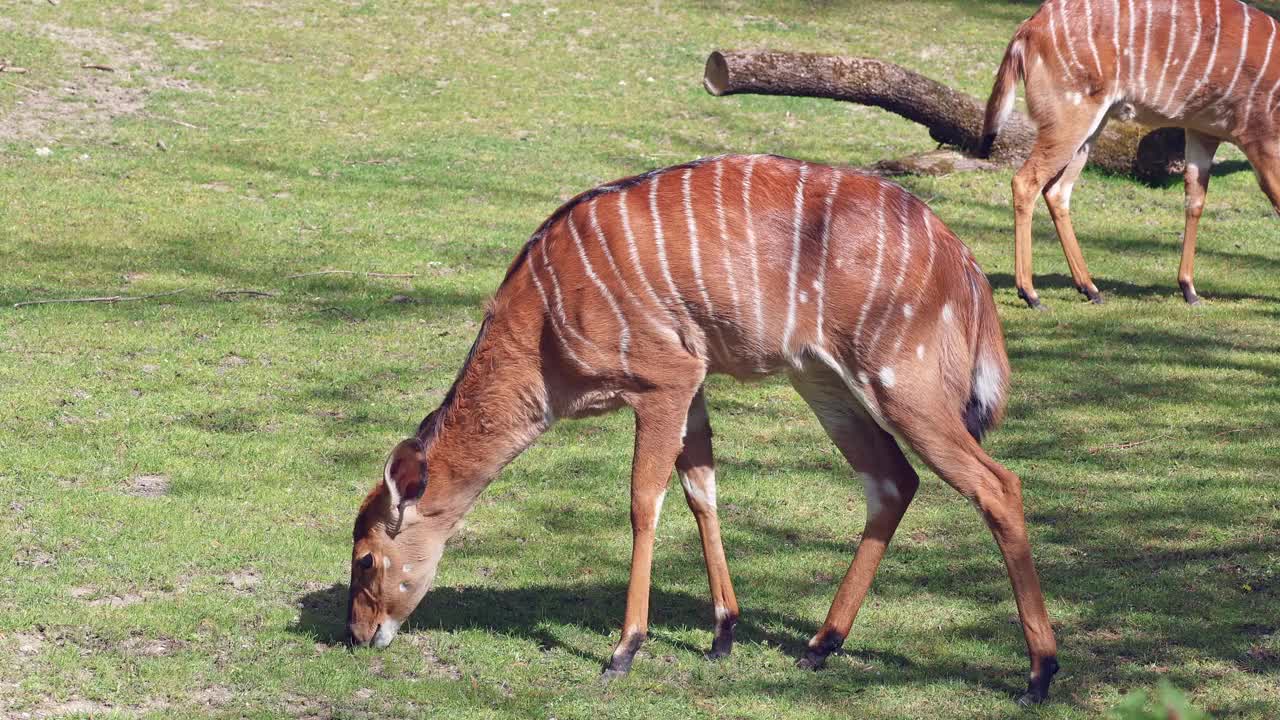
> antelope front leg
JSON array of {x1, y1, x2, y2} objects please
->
[
  {"x1": 676, "y1": 388, "x2": 740, "y2": 660},
  {"x1": 602, "y1": 390, "x2": 696, "y2": 679}
]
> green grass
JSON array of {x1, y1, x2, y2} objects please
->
[{"x1": 1, "y1": 1, "x2": 1277, "y2": 718}]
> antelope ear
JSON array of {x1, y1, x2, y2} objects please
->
[{"x1": 383, "y1": 437, "x2": 428, "y2": 510}]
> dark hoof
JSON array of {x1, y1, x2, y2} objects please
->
[
  {"x1": 703, "y1": 647, "x2": 731, "y2": 661},
  {"x1": 1017, "y1": 655, "x2": 1059, "y2": 707},
  {"x1": 1016, "y1": 690, "x2": 1046, "y2": 707},
  {"x1": 1017, "y1": 288, "x2": 1046, "y2": 311},
  {"x1": 1179, "y1": 280, "x2": 1202, "y2": 305},
  {"x1": 1080, "y1": 286, "x2": 1104, "y2": 304},
  {"x1": 796, "y1": 651, "x2": 827, "y2": 671}
]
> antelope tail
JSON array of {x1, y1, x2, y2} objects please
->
[
  {"x1": 978, "y1": 27, "x2": 1028, "y2": 158},
  {"x1": 962, "y1": 264, "x2": 1010, "y2": 442}
]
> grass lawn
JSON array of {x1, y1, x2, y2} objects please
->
[{"x1": 2, "y1": 1, "x2": 1278, "y2": 718}]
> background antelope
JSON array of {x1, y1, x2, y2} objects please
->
[
  {"x1": 981, "y1": 0, "x2": 1280, "y2": 308},
  {"x1": 345, "y1": 154, "x2": 1060, "y2": 705}
]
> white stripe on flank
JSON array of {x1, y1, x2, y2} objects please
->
[
  {"x1": 866, "y1": 196, "x2": 912, "y2": 357},
  {"x1": 1153, "y1": 0, "x2": 1180, "y2": 106},
  {"x1": 813, "y1": 170, "x2": 841, "y2": 346},
  {"x1": 617, "y1": 189, "x2": 674, "y2": 324},
  {"x1": 649, "y1": 175, "x2": 682, "y2": 302},
  {"x1": 527, "y1": 249, "x2": 586, "y2": 369},
  {"x1": 1139, "y1": 0, "x2": 1153, "y2": 98},
  {"x1": 1126, "y1": 0, "x2": 1136, "y2": 90},
  {"x1": 891, "y1": 208, "x2": 937, "y2": 357},
  {"x1": 853, "y1": 184, "x2": 888, "y2": 345},
  {"x1": 539, "y1": 236, "x2": 596, "y2": 358},
  {"x1": 1047, "y1": 11, "x2": 1072, "y2": 80},
  {"x1": 807, "y1": 345, "x2": 892, "y2": 435},
  {"x1": 712, "y1": 160, "x2": 742, "y2": 334},
  {"x1": 1083, "y1": 0, "x2": 1104, "y2": 80},
  {"x1": 683, "y1": 168, "x2": 731, "y2": 361},
  {"x1": 1113, "y1": 0, "x2": 1123, "y2": 90},
  {"x1": 1057, "y1": 0, "x2": 1086, "y2": 74},
  {"x1": 1161, "y1": 0, "x2": 1203, "y2": 114},
  {"x1": 589, "y1": 201, "x2": 671, "y2": 342},
  {"x1": 1171, "y1": 0, "x2": 1222, "y2": 117},
  {"x1": 741, "y1": 156, "x2": 766, "y2": 349},
  {"x1": 566, "y1": 214, "x2": 631, "y2": 374},
  {"x1": 781, "y1": 163, "x2": 810, "y2": 353},
  {"x1": 1221, "y1": 3, "x2": 1251, "y2": 104},
  {"x1": 1243, "y1": 14, "x2": 1275, "y2": 128}
]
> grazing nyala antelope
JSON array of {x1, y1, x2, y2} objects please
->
[
  {"x1": 982, "y1": 0, "x2": 1280, "y2": 309},
  {"x1": 346, "y1": 154, "x2": 1060, "y2": 704}
]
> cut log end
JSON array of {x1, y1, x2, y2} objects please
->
[{"x1": 703, "y1": 51, "x2": 730, "y2": 96}]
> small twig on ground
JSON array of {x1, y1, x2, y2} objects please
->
[
  {"x1": 145, "y1": 113, "x2": 205, "y2": 130},
  {"x1": 0, "y1": 76, "x2": 38, "y2": 93},
  {"x1": 1087, "y1": 433, "x2": 1175, "y2": 455},
  {"x1": 319, "y1": 307, "x2": 360, "y2": 322},
  {"x1": 81, "y1": 63, "x2": 115, "y2": 72},
  {"x1": 215, "y1": 289, "x2": 277, "y2": 298},
  {"x1": 13, "y1": 288, "x2": 188, "y2": 309},
  {"x1": 286, "y1": 270, "x2": 415, "y2": 280},
  {"x1": 0, "y1": 63, "x2": 30, "y2": 74}
]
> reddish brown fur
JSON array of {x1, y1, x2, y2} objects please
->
[
  {"x1": 984, "y1": 0, "x2": 1280, "y2": 307},
  {"x1": 346, "y1": 154, "x2": 1058, "y2": 704}
]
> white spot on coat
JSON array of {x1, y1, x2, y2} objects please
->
[
  {"x1": 917, "y1": 344, "x2": 925, "y2": 360},
  {"x1": 941, "y1": 303, "x2": 954, "y2": 323},
  {"x1": 879, "y1": 367, "x2": 896, "y2": 388}
]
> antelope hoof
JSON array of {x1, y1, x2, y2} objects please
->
[
  {"x1": 797, "y1": 631, "x2": 843, "y2": 670},
  {"x1": 1080, "y1": 286, "x2": 1104, "y2": 304},
  {"x1": 796, "y1": 651, "x2": 828, "y2": 670},
  {"x1": 703, "y1": 647, "x2": 731, "y2": 661},
  {"x1": 601, "y1": 632, "x2": 644, "y2": 679},
  {"x1": 1015, "y1": 656, "x2": 1060, "y2": 707},
  {"x1": 1017, "y1": 288, "x2": 1046, "y2": 311},
  {"x1": 1180, "y1": 281, "x2": 1201, "y2": 306}
]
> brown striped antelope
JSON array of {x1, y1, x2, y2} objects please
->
[
  {"x1": 345, "y1": 154, "x2": 1060, "y2": 704},
  {"x1": 980, "y1": 0, "x2": 1280, "y2": 309}
]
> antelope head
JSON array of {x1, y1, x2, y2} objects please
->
[{"x1": 346, "y1": 437, "x2": 448, "y2": 648}]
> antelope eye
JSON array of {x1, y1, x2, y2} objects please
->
[{"x1": 358, "y1": 553, "x2": 374, "y2": 570}]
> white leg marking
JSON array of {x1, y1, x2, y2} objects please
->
[
  {"x1": 1153, "y1": 0, "x2": 1180, "y2": 106},
  {"x1": 1160, "y1": 0, "x2": 1202, "y2": 114},
  {"x1": 566, "y1": 214, "x2": 631, "y2": 374},
  {"x1": 866, "y1": 194, "x2": 913, "y2": 357},
  {"x1": 1171, "y1": 0, "x2": 1222, "y2": 117},
  {"x1": 683, "y1": 168, "x2": 731, "y2": 361},
  {"x1": 680, "y1": 471, "x2": 717, "y2": 511},
  {"x1": 652, "y1": 488, "x2": 668, "y2": 530},
  {"x1": 853, "y1": 184, "x2": 888, "y2": 345},
  {"x1": 861, "y1": 473, "x2": 901, "y2": 520},
  {"x1": 813, "y1": 170, "x2": 841, "y2": 346},
  {"x1": 741, "y1": 156, "x2": 767, "y2": 350},
  {"x1": 1244, "y1": 15, "x2": 1276, "y2": 128},
  {"x1": 781, "y1": 162, "x2": 810, "y2": 352},
  {"x1": 714, "y1": 605, "x2": 731, "y2": 622}
]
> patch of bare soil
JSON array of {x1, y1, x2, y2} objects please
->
[
  {"x1": 226, "y1": 568, "x2": 262, "y2": 593},
  {"x1": 126, "y1": 473, "x2": 170, "y2": 497},
  {"x1": 0, "y1": 18, "x2": 200, "y2": 143}
]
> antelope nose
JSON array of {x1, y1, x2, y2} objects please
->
[{"x1": 346, "y1": 623, "x2": 378, "y2": 648}]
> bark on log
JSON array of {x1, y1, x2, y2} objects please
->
[{"x1": 704, "y1": 50, "x2": 1185, "y2": 181}]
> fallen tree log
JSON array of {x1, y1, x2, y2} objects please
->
[{"x1": 703, "y1": 49, "x2": 1185, "y2": 181}]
